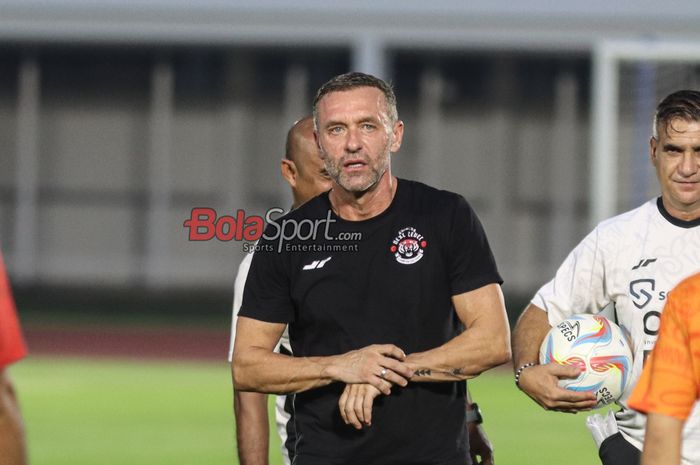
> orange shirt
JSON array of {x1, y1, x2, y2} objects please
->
[
  {"x1": 629, "y1": 272, "x2": 700, "y2": 421},
  {"x1": 0, "y1": 254, "x2": 27, "y2": 367}
]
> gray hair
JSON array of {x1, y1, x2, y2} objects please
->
[
  {"x1": 653, "y1": 90, "x2": 700, "y2": 138},
  {"x1": 312, "y1": 72, "x2": 398, "y2": 132}
]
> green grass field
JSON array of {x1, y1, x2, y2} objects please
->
[{"x1": 10, "y1": 356, "x2": 600, "y2": 465}]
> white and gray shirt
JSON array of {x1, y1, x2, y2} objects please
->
[{"x1": 533, "y1": 197, "x2": 700, "y2": 464}]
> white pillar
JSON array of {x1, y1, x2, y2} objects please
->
[
  {"x1": 590, "y1": 44, "x2": 618, "y2": 227},
  {"x1": 352, "y1": 36, "x2": 387, "y2": 79},
  {"x1": 549, "y1": 69, "x2": 580, "y2": 265},
  {"x1": 283, "y1": 63, "x2": 309, "y2": 122},
  {"x1": 221, "y1": 54, "x2": 254, "y2": 212},
  {"x1": 280, "y1": 64, "x2": 310, "y2": 205},
  {"x1": 416, "y1": 67, "x2": 444, "y2": 188},
  {"x1": 487, "y1": 59, "x2": 515, "y2": 261},
  {"x1": 145, "y1": 57, "x2": 174, "y2": 287},
  {"x1": 13, "y1": 54, "x2": 41, "y2": 283}
]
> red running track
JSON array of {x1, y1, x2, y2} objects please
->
[{"x1": 23, "y1": 327, "x2": 230, "y2": 361}]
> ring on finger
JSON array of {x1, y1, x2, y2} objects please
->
[{"x1": 379, "y1": 368, "x2": 387, "y2": 378}]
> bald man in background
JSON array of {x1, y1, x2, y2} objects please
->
[{"x1": 229, "y1": 117, "x2": 333, "y2": 465}]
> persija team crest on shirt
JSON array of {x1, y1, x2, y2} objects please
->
[{"x1": 390, "y1": 227, "x2": 427, "y2": 265}]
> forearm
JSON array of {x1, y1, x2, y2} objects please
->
[
  {"x1": 233, "y1": 349, "x2": 338, "y2": 394},
  {"x1": 405, "y1": 327, "x2": 510, "y2": 382},
  {"x1": 512, "y1": 303, "x2": 551, "y2": 372},
  {"x1": 233, "y1": 317, "x2": 341, "y2": 394},
  {"x1": 405, "y1": 286, "x2": 512, "y2": 382},
  {"x1": 234, "y1": 390, "x2": 270, "y2": 465},
  {"x1": 234, "y1": 318, "x2": 413, "y2": 395},
  {"x1": 0, "y1": 371, "x2": 26, "y2": 465},
  {"x1": 510, "y1": 303, "x2": 597, "y2": 410},
  {"x1": 642, "y1": 413, "x2": 683, "y2": 465}
]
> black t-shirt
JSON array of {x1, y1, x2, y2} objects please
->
[{"x1": 240, "y1": 178, "x2": 502, "y2": 465}]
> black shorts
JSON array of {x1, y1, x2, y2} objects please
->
[{"x1": 598, "y1": 432, "x2": 641, "y2": 465}]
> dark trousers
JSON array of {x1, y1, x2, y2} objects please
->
[{"x1": 599, "y1": 432, "x2": 641, "y2": 465}]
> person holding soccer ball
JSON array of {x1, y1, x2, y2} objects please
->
[
  {"x1": 511, "y1": 90, "x2": 700, "y2": 465},
  {"x1": 233, "y1": 72, "x2": 510, "y2": 465},
  {"x1": 0, "y1": 253, "x2": 28, "y2": 465}
]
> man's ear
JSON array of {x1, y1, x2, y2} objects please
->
[
  {"x1": 649, "y1": 137, "x2": 658, "y2": 166},
  {"x1": 281, "y1": 159, "x2": 298, "y2": 188},
  {"x1": 390, "y1": 120, "x2": 405, "y2": 153}
]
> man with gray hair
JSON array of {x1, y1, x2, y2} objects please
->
[
  {"x1": 512, "y1": 89, "x2": 700, "y2": 465},
  {"x1": 233, "y1": 72, "x2": 510, "y2": 465}
]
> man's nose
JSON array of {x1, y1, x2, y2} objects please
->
[
  {"x1": 345, "y1": 127, "x2": 362, "y2": 152},
  {"x1": 678, "y1": 151, "x2": 699, "y2": 176}
]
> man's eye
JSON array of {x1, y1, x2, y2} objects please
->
[{"x1": 329, "y1": 127, "x2": 344, "y2": 134}]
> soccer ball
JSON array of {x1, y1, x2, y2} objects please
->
[{"x1": 539, "y1": 314, "x2": 633, "y2": 407}]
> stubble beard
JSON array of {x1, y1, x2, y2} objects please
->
[{"x1": 324, "y1": 151, "x2": 390, "y2": 194}]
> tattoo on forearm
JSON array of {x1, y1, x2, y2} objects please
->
[{"x1": 414, "y1": 368, "x2": 464, "y2": 378}]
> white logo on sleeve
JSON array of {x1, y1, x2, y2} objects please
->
[{"x1": 302, "y1": 257, "x2": 333, "y2": 270}]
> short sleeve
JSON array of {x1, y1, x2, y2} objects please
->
[
  {"x1": 532, "y1": 226, "x2": 611, "y2": 326},
  {"x1": 629, "y1": 281, "x2": 698, "y2": 421},
  {"x1": 238, "y1": 238, "x2": 295, "y2": 324},
  {"x1": 447, "y1": 195, "x2": 502, "y2": 296},
  {"x1": 0, "y1": 255, "x2": 27, "y2": 368}
]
